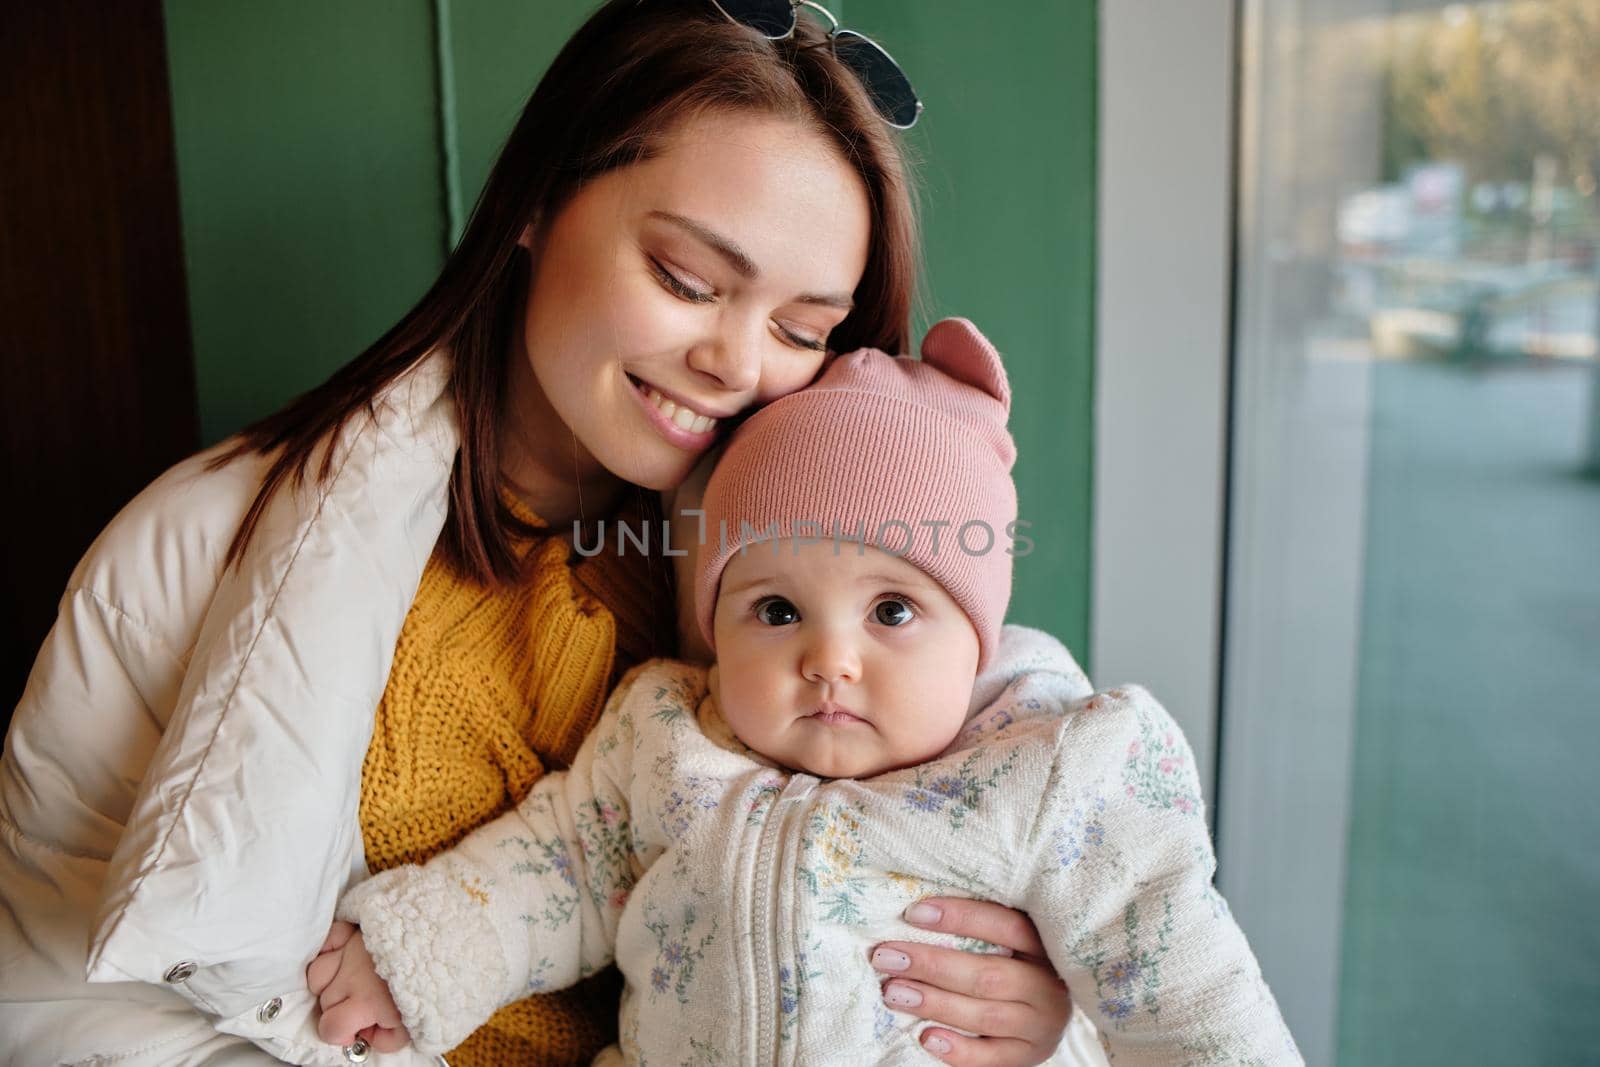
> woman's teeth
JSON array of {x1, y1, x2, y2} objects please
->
[{"x1": 645, "y1": 387, "x2": 717, "y2": 434}]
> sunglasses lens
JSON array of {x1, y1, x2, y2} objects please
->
[
  {"x1": 833, "y1": 30, "x2": 921, "y2": 129},
  {"x1": 711, "y1": 0, "x2": 797, "y2": 39}
]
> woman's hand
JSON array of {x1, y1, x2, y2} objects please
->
[{"x1": 870, "y1": 898, "x2": 1072, "y2": 1066}]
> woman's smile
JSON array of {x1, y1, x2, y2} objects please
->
[{"x1": 626, "y1": 373, "x2": 723, "y2": 448}]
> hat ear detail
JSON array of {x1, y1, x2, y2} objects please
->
[{"x1": 919, "y1": 318, "x2": 1010, "y2": 410}]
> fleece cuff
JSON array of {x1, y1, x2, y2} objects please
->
[{"x1": 337, "y1": 865, "x2": 509, "y2": 1055}]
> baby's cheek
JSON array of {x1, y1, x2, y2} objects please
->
[
  {"x1": 885, "y1": 710, "x2": 968, "y2": 767},
  {"x1": 716, "y1": 687, "x2": 780, "y2": 756},
  {"x1": 904, "y1": 686, "x2": 974, "y2": 756}
]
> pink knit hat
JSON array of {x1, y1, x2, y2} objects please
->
[{"x1": 695, "y1": 317, "x2": 1017, "y2": 668}]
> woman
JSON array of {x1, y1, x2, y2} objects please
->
[{"x1": 0, "y1": 2, "x2": 1072, "y2": 1064}]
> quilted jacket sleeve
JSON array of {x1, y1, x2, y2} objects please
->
[
  {"x1": 3, "y1": 587, "x2": 184, "y2": 856},
  {"x1": 335, "y1": 663, "x2": 675, "y2": 1056},
  {"x1": 1018, "y1": 686, "x2": 1303, "y2": 1065}
]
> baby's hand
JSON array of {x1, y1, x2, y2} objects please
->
[{"x1": 306, "y1": 920, "x2": 412, "y2": 1053}]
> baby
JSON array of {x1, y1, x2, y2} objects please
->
[{"x1": 309, "y1": 319, "x2": 1301, "y2": 1065}]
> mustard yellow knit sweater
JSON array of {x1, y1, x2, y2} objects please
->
[{"x1": 360, "y1": 497, "x2": 670, "y2": 1066}]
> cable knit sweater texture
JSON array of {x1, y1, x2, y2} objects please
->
[
  {"x1": 359, "y1": 492, "x2": 668, "y2": 1066},
  {"x1": 342, "y1": 626, "x2": 1302, "y2": 1066}
]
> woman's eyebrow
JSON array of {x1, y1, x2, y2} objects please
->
[
  {"x1": 648, "y1": 210, "x2": 854, "y2": 310},
  {"x1": 651, "y1": 210, "x2": 757, "y2": 278}
]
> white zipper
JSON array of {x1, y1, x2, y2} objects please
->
[{"x1": 750, "y1": 775, "x2": 816, "y2": 1065}]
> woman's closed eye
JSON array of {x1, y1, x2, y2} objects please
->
[
  {"x1": 771, "y1": 319, "x2": 827, "y2": 352},
  {"x1": 649, "y1": 255, "x2": 715, "y2": 303}
]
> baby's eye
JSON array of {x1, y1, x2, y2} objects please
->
[
  {"x1": 755, "y1": 598, "x2": 800, "y2": 626},
  {"x1": 873, "y1": 598, "x2": 915, "y2": 627}
]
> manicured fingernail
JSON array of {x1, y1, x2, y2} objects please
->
[
  {"x1": 871, "y1": 948, "x2": 910, "y2": 972},
  {"x1": 924, "y1": 1034, "x2": 952, "y2": 1055},
  {"x1": 904, "y1": 902, "x2": 942, "y2": 925},
  {"x1": 884, "y1": 982, "x2": 922, "y2": 1008}
]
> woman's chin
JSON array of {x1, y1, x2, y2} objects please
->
[
  {"x1": 608, "y1": 447, "x2": 706, "y2": 494},
  {"x1": 617, "y1": 464, "x2": 692, "y2": 494}
]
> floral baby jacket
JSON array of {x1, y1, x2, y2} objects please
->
[{"x1": 337, "y1": 625, "x2": 1302, "y2": 1065}]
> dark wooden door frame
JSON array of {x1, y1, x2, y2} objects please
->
[{"x1": 1, "y1": 1, "x2": 200, "y2": 726}]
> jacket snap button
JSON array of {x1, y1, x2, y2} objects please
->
[
  {"x1": 343, "y1": 1038, "x2": 371, "y2": 1062},
  {"x1": 162, "y1": 961, "x2": 197, "y2": 983},
  {"x1": 257, "y1": 996, "x2": 283, "y2": 1023}
]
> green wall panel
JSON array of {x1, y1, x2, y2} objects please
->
[
  {"x1": 163, "y1": 0, "x2": 448, "y2": 444},
  {"x1": 441, "y1": 0, "x2": 598, "y2": 244}
]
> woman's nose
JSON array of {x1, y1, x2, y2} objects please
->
[
  {"x1": 687, "y1": 318, "x2": 763, "y2": 394},
  {"x1": 801, "y1": 630, "x2": 861, "y2": 685}
]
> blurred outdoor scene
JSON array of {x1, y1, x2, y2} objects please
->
[
  {"x1": 1229, "y1": 1, "x2": 1599, "y2": 1063},
  {"x1": 1339, "y1": 1, "x2": 1599, "y2": 381}
]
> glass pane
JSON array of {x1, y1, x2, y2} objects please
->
[{"x1": 1223, "y1": 2, "x2": 1600, "y2": 1065}]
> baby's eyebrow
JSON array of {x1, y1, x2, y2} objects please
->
[
  {"x1": 720, "y1": 575, "x2": 782, "y2": 598},
  {"x1": 859, "y1": 572, "x2": 937, "y2": 591}
]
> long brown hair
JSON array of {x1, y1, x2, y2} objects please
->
[{"x1": 213, "y1": 0, "x2": 921, "y2": 585}]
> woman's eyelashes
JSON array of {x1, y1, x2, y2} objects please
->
[
  {"x1": 648, "y1": 255, "x2": 828, "y2": 352},
  {"x1": 773, "y1": 320, "x2": 826, "y2": 352},
  {"x1": 649, "y1": 256, "x2": 714, "y2": 303}
]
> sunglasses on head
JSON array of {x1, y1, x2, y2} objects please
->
[{"x1": 708, "y1": 0, "x2": 923, "y2": 129}]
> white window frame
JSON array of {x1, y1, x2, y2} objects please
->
[
  {"x1": 1093, "y1": 1, "x2": 1236, "y2": 815},
  {"x1": 1095, "y1": 5, "x2": 1356, "y2": 1064}
]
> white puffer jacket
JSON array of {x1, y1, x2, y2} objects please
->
[{"x1": 0, "y1": 354, "x2": 456, "y2": 1066}]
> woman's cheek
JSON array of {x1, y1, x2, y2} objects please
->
[
  {"x1": 754, "y1": 349, "x2": 829, "y2": 406},
  {"x1": 607, "y1": 282, "x2": 686, "y2": 355}
]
